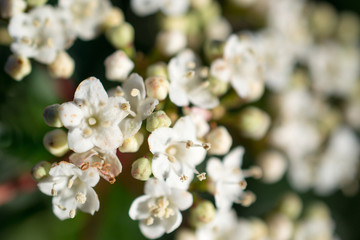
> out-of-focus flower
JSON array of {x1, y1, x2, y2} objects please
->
[
  {"x1": 156, "y1": 30, "x2": 187, "y2": 56},
  {"x1": 129, "y1": 178, "x2": 193, "y2": 239},
  {"x1": 131, "y1": 0, "x2": 190, "y2": 17},
  {"x1": 48, "y1": 50, "x2": 75, "y2": 78},
  {"x1": 38, "y1": 161, "x2": 100, "y2": 220},
  {"x1": 183, "y1": 107, "x2": 211, "y2": 138},
  {"x1": 146, "y1": 111, "x2": 172, "y2": 132},
  {"x1": 257, "y1": 150, "x2": 287, "y2": 184},
  {"x1": 205, "y1": 126, "x2": 232, "y2": 155},
  {"x1": 104, "y1": 50, "x2": 134, "y2": 82},
  {"x1": 4, "y1": 54, "x2": 31, "y2": 81},
  {"x1": 0, "y1": 0, "x2": 26, "y2": 19},
  {"x1": 238, "y1": 107, "x2": 271, "y2": 140}
]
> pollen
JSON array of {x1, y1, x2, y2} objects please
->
[
  {"x1": 75, "y1": 192, "x2": 87, "y2": 204},
  {"x1": 197, "y1": 172, "x2": 206, "y2": 181}
]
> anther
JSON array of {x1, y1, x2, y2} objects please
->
[
  {"x1": 51, "y1": 188, "x2": 57, "y2": 196},
  {"x1": 130, "y1": 88, "x2": 140, "y2": 97},
  {"x1": 197, "y1": 172, "x2": 206, "y2": 181},
  {"x1": 88, "y1": 117, "x2": 97, "y2": 126},
  {"x1": 202, "y1": 143, "x2": 211, "y2": 151},
  {"x1": 69, "y1": 209, "x2": 76, "y2": 218},
  {"x1": 239, "y1": 180, "x2": 247, "y2": 189},
  {"x1": 75, "y1": 192, "x2": 87, "y2": 204},
  {"x1": 145, "y1": 217, "x2": 154, "y2": 226},
  {"x1": 57, "y1": 204, "x2": 66, "y2": 210},
  {"x1": 185, "y1": 70, "x2": 195, "y2": 79},
  {"x1": 67, "y1": 178, "x2": 74, "y2": 189},
  {"x1": 180, "y1": 175, "x2": 188, "y2": 182},
  {"x1": 120, "y1": 103, "x2": 130, "y2": 111},
  {"x1": 186, "y1": 140, "x2": 194, "y2": 148},
  {"x1": 187, "y1": 61, "x2": 196, "y2": 69}
]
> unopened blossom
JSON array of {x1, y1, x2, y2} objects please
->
[
  {"x1": 69, "y1": 148, "x2": 121, "y2": 183},
  {"x1": 205, "y1": 17, "x2": 232, "y2": 41},
  {"x1": 48, "y1": 50, "x2": 75, "y2": 78},
  {"x1": 59, "y1": 77, "x2": 130, "y2": 153},
  {"x1": 129, "y1": 178, "x2": 193, "y2": 239},
  {"x1": 43, "y1": 129, "x2": 69, "y2": 157},
  {"x1": 104, "y1": 50, "x2": 134, "y2": 82},
  {"x1": 0, "y1": 0, "x2": 26, "y2": 19},
  {"x1": 8, "y1": 5, "x2": 75, "y2": 64},
  {"x1": 145, "y1": 76, "x2": 169, "y2": 101},
  {"x1": 206, "y1": 147, "x2": 259, "y2": 209},
  {"x1": 4, "y1": 54, "x2": 31, "y2": 81},
  {"x1": 38, "y1": 161, "x2": 100, "y2": 220},
  {"x1": 115, "y1": 74, "x2": 159, "y2": 139},
  {"x1": 257, "y1": 150, "x2": 287, "y2": 184},
  {"x1": 205, "y1": 126, "x2": 232, "y2": 155},
  {"x1": 168, "y1": 49, "x2": 219, "y2": 109},
  {"x1": 148, "y1": 116, "x2": 207, "y2": 181},
  {"x1": 59, "y1": 0, "x2": 111, "y2": 40},
  {"x1": 210, "y1": 34, "x2": 264, "y2": 99},
  {"x1": 156, "y1": 30, "x2": 187, "y2": 56},
  {"x1": 267, "y1": 213, "x2": 294, "y2": 240},
  {"x1": 131, "y1": 0, "x2": 190, "y2": 17}
]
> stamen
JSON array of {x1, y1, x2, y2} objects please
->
[
  {"x1": 51, "y1": 188, "x2": 57, "y2": 196},
  {"x1": 185, "y1": 70, "x2": 195, "y2": 79},
  {"x1": 47, "y1": 38, "x2": 54, "y2": 48},
  {"x1": 69, "y1": 209, "x2": 76, "y2": 218},
  {"x1": 197, "y1": 172, "x2": 206, "y2": 181},
  {"x1": 83, "y1": 127, "x2": 92, "y2": 136},
  {"x1": 200, "y1": 67, "x2": 209, "y2": 78},
  {"x1": 80, "y1": 162, "x2": 90, "y2": 170},
  {"x1": 243, "y1": 166, "x2": 262, "y2": 179},
  {"x1": 202, "y1": 143, "x2": 211, "y2": 151},
  {"x1": 145, "y1": 217, "x2": 154, "y2": 226},
  {"x1": 67, "y1": 178, "x2": 74, "y2": 189},
  {"x1": 115, "y1": 87, "x2": 124, "y2": 97},
  {"x1": 239, "y1": 180, "x2": 247, "y2": 190},
  {"x1": 239, "y1": 191, "x2": 256, "y2": 207},
  {"x1": 57, "y1": 204, "x2": 66, "y2": 210},
  {"x1": 130, "y1": 88, "x2": 140, "y2": 97},
  {"x1": 75, "y1": 192, "x2": 87, "y2": 204},
  {"x1": 120, "y1": 103, "x2": 130, "y2": 111},
  {"x1": 186, "y1": 140, "x2": 193, "y2": 149},
  {"x1": 180, "y1": 175, "x2": 188, "y2": 182},
  {"x1": 167, "y1": 155, "x2": 176, "y2": 163},
  {"x1": 187, "y1": 61, "x2": 196, "y2": 69}
]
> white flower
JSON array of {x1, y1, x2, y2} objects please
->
[
  {"x1": 8, "y1": 5, "x2": 75, "y2": 64},
  {"x1": 0, "y1": 0, "x2": 26, "y2": 19},
  {"x1": 129, "y1": 178, "x2": 193, "y2": 239},
  {"x1": 210, "y1": 34, "x2": 264, "y2": 99},
  {"x1": 38, "y1": 161, "x2": 100, "y2": 220},
  {"x1": 116, "y1": 73, "x2": 159, "y2": 139},
  {"x1": 206, "y1": 147, "x2": 251, "y2": 209},
  {"x1": 104, "y1": 50, "x2": 134, "y2": 82},
  {"x1": 59, "y1": 77, "x2": 130, "y2": 153},
  {"x1": 183, "y1": 107, "x2": 211, "y2": 138},
  {"x1": 59, "y1": 0, "x2": 111, "y2": 40},
  {"x1": 148, "y1": 116, "x2": 207, "y2": 182},
  {"x1": 69, "y1": 148, "x2": 122, "y2": 183},
  {"x1": 168, "y1": 49, "x2": 219, "y2": 109},
  {"x1": 131, "y1": 0, "x2": 189, "y2": 17}
]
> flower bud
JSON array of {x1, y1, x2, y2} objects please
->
[
  {"x1": 208, "y1": 77, "x2": 229, "y2": 96},
  {"x1": 337, "y1": 12, "x2": 360, "y2": 44},
  {"x1": 102, "y1": 7, "x2": 124, "y2": 30},
  {"x1": 189, "y1": 201, "x2": 216, "y2": 228},
  {"x1": 257, "y1": 150, "x2": 287, "y2": 183},
  {"x1": 309, "y1": 2, "x2": 337, "y2": 39},
  {"x1": 131, "y1": 157, "x2": 152, "y2": 181},
  {"x1": 105, "y1": 50, "x2": 134, "y2": 81},
  {"x1": 146, "y1": 111, "x2": 172, "y2": 132},
  {"x1": 278, "y1": 193, "x2": 303, "y2": 220},
  {"x1": 48, "y1": 51, "x2": 74, "y2": 78},
  {"x1": 246, "y1": 80, "x2": 265, "y2": 103},
  {"x1": 43, "y1": 129, "x2": 69, "y2": 157},
  {"x1": 146, "y1": 62, "x2": 168, "y2": 78},
  {"x1": 250, "y1": 218, "x2": 269, "y2": 239},
  {"x1": 31, "y1": 161, "x2": 51, "y2": 181},
  {"x1": 0, "y1": 0, "x2": 26, "y2": 18},
  {"x1": 0, "y1": 26, "x2": 12, "y2": 46},
  {"x1": 190, "y1": 0, "x2": 211, "y2": 9},
  {"x1": 118, "y1": 132, "x2": 144, "y2": 153},
  {"x1": 4, "y1": 55, "x2": 31, "y2": 81},
  {"x1": 156, "y1": 30, "x2": 187, "y2": 56},
  {"x1": 145, "y1": 76, "x2": 169, "y2": 101},
  {"x1": 205, "y1": 17, "x2": 231, "y2": 41},
  {"x1": 161, "y1": 16, "x2": 188, "y2": 33},
  {"x1": 238, "y1": 107, "x2": 271, "y2": 140},
  {"x1": 305, "y1": 202, "x2": 331, "y2": 220},
  {"x1": 43, "y1": 104, "x2": 63, "y2": 128},
  {"x1": 106, "y1": 22, "x2": 134, "y2": 49},
  {"x1": 26, "y1": 0, "x2": 47, "y2": 7},
  {"x1": 267, "y1": 213, "x2": 293, "y2": 240},
  {"x1": 205, "y1": 126, "x2": 232, "y2": 155}
]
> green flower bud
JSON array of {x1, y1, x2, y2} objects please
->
[
  {"x1": 131, "y1": 157, "x2": 152, "y2": 181},
  {"x1": 43, "y1": 104, "x2": 63, "y2": 128},
  {"x1": 102, "y1": 7, "x2": 124, "y2": 30},
  {"x1": 189, "y1": 201, "x2": 216, "y2": 228},
  {"x1": 146, "y1": 111, "x2": 172, "y2": 132},
  {"x1": 238, "y1": 107, "x2": 271, "y2": 140},
  {"x1": 106, "y1": 22, "x2": 134, "y2": 49},
  {"x1": 26, "y1": 0, "x2": 47, "y2": 7},
  {"x1": 43, "y1": 129, "x2": 69, "y2": 157},
  {"x1": 4, "y1": 55, "x2": 31, "y2": 81},
  {"x1": 277, "y1": 193, "x2": 302, "y2": 220},
  {"x1": 208, "y1": 77, "x2": 229, "y2": 96},
  {"x1": 31, "y1": 161, "x2": 51, "y2": 181},
  {"x1": 118, "y1": 132, "x2": 144, "y2": 153}
]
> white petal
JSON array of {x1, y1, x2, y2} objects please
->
[
  {"x1": 148, "y1": 127, "x2": 176, "y2": 153},
  {"x1": 74, "y1": 77, "x2": 108, "y2": 106},
  {"x1": 231, "y1": 75, "x2": 251, "y2": 98},
  {"x1": 78, "y1": 187, "x2": 100, "y2": 215},
  {"x1": 79, "y1": 167, "x2": 100, "y2": 187},
  {"x1": 93, "y1": 126, "x2": 123, "y2": 151},
  {"x1": 123, "y1": 73, "x2": 146, "y2": 109},
  {"x1": 206, "y1": 158, "x2": 223, "y2": 181},
  {"x1": 168, "y1": 189, "x2": 193, "y2": 211},
  {"x1": 152, "y1": 153, "x2": 172, "y2": 180},
  {"x1": 144, "y1": 178, "x2": 170, "y2": 197},
  {"x1": 215, "y1": 192, "x2": 233, "y2": 210},
  {"x1": 188, "y1": 87, "x2": 219, "y2": 109},
  {"x1": 100, "y1": 96, "x2": 130, "y2": 125},
  {"x1": 59, "y1": 102, "x2": 83, "y2": 128},
  {"x1": 37, "y1": 177, "x2": 55, "y2": 196},
  {"x1": 223, "y1": 147, "x2": 244, "y2": 169},
  {"x1": 138, "y1": 98, "x2": 159, "y2": 120},
  {"x1": 129, "y1": 195, "x2": 152, "y2": 220},
  {"x1": 162, "y1": 209, "x2": 182, "y2": 233},
  {"x1": 172, "y1": 116, "x2": 196, "y2": 141},
  {"x1": 139, "y1": 221, "x2": 165, "y2": 239},
  {"x1": 168, "y1": 83, "x2": 189, "y2": 106},
  {"x1": 119, "y1": 118, "x2": 142, "y2": 140},
  {"x1": 52, "y1": 203, "x2": 71, "y2": 220},
  {"x1": 68, "y1": 128, "x2": 94, "y2": 153}
]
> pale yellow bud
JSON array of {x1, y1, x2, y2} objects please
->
[
  {"x1": 146, "y1": 111, "x2": 172, "y2": 132},
  {"x1": 238, "y1": 107, "x2": 271, "y2": 140},
  {"x1": 31, "y1": 161, "x2": 51, "y2": 181},
  {"x1": 102, "y1": 7, "x2": 124, "y2": 30},
  {"x1": 4, "y1": 55, "x2": 31, "y2": 81},
  {"x1": 146, "y1": 62, "x2": 168, "y2": 79},
  {"x1": 145, "y1": 76, "x2": 169, "y2": 101},
  {"x1": 131, "y1": 157, "x2": 152, "y2": 181},
  {"x1": 267, "y1": 213, "x2": 293, "y2": 240},
  {"x1": 189, "y1": 201, "x2": 216, "y2": 228},
  {"x1": 43, "y1": 104, "x2": 63, "y2": 128},
  {"x1": 208, "y1": 77, "x2": 229, "y2": 96},
  {"x1": 257, "y1": 150, "x2": 287, "y2": 183},
  {"x1": 118, "y1": 132, "x2": 144, "y2": 153},
  {"x1": 106, "y1": 22, "x2": 134, "y2": 49},
  {"x1": 43, "y1": 129, "x2": 69, "y2": 157},
  {"x1": 48, "y1": 51, "x2": 74, "y2": 78}
]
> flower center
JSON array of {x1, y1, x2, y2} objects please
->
[{"x1": 149, "y1": 197, "x2": 174, "y2": 220}]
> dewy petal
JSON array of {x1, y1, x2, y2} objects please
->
[
  {"x1": 74, "y1": 77, "x2": 108, "y2": 106},
  {"x1": 129, "y1": 195, "x2": 152, "y2": 220},
  {"x1": 168, "y1": 189, "x2": 193, "y2": 211},
  {"x1": 168, "y1": 83, "x2": 189, "y2": 106},
  {"x1": 93, "y1": 126, "x2": 123, "y2": 151},
  {"x1": 137, "y1": 98, "x2": 159, "y2": 120},
  {"x1": 131, "y1": 0, "x2": 160, "y2": 17},
  {"x1": 78, "y1": 187, "x2": 100, "y2": 215},
  {"x1": 144, "y1": 178, "x2": 170, "y2": 197},
  {"x1": 210, "y1": 58, "x2": 232, "y2": 83},
  {"x1": 68, "y1": 128, "x2": 94, "y2": 153},
  {"x1": 206, "y1": 157, "x2": 223, "y2": 181},
  {"x1": 162, "y1": 209, "x2": 182, "y2": 233},
  {"x1": 148, "y1": 127, "x2": 176, "y2": 154},
  {"x1": 152, "y1": 153, "x2": 172, "y2": 180},
  {"x1": 188, "y1": 87, "x2": 219, "y2": 109},
  {"x1": 223, "y1": 147, "x2": 245, "y2": 169},
  {"x1": 59, "y1": 102, "x2": 83, "y2": 128},
  {"x1": 139, "y1": 220, "x2": 165, "y2": 239}
]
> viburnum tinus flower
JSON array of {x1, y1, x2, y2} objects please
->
[
  {"x1": 8, "y1": 5, "x2": 75, "y2": 64},
  {"x1": 59, "y1": 77, "x2": 130, "y2": 153},
  {"x1": 210, "y1": 34, "x2": 264, "y2": 99},
  {"x1": 69, "y1": 148, "x2": 121, "y2": 183},
  {"x1": 148, "y1": 116, "x2": 207, "y2": 182},
  {"x1": 38, "y1": 161, "x2": 100, "y2": 220},
  {"x1": 168, "y1": 49, "x2": 219, "y2": 109},
  {"x1": 59, "y1": 0, "x2": 111, "y2": 40},
  {"x1": 130, "y1": 0, "x2": 189, "y2": 17},
  {"x1": 114, "y1": 73, "x2": 159, "y2": 139},
  {"x1": 129, "y1": 178, "x2": 193, "y2": 239},
  {"x1": 206, "y1": 147, "x2": 259, "y2": 209}
]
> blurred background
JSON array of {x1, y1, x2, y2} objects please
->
[{"x1": 0, "y1": 0, "x2": 360, "y2": 239}]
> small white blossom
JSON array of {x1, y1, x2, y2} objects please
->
[
  {"x1": 168, "y1": 49, "x2": 219, "y2": 109},
  {"x1": 131, "y1": 0, "x2": 190, "y2": 17},
  {"x1": 148, "y1": 116, "x2": 207, "y2": 182},
  {"x1": 104, "y1": 50, "x2": 134, "y2": 82},
  {"x1": 129, "y1": 178, "x2": 193, "y2": 239},
  {"x1": 59, "y1": 77, "x2": 130, "y2": 153},
  {"x1": 38, "y1": 161, "x2": 100, "y2": 220}
]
